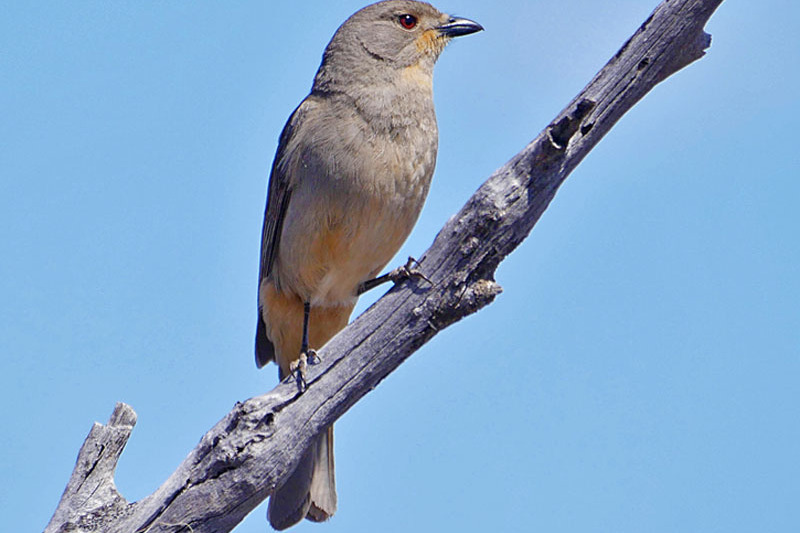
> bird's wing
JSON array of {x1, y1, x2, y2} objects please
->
[
  {"x1": 259, "y1": 101, "x2": 311, "y2": 281},
  {"x1": 255, "y1": 98, "x2": 314, "y2": 368}
]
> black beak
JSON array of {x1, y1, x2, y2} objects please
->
[{"x1": 437, "y1": 17, "x2": 484, "y2": 38}]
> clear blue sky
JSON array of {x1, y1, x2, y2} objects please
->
[{"x1": 2, "y1": 1, "x2": 798, "y2": 532}]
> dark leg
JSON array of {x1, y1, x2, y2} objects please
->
[
  {"x1": 288, "y1": 302, "x2": 319, "y2": 393},
  {"x1": 301, "y1": 301, "x2": 310, "y2": 356},
  {"x1": 357, "y1": 271, "x2": 394, "y2": 295},
  {"x1": 357, "y1": 256, "x2": 433, "y2": 295},
  {"x1": 300, "y1": 301, "x2": 320, "y2": 365}
]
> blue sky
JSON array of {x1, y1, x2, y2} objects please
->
[{"x1": 2, "y1": 1, "x2": 798, "y2": 532}]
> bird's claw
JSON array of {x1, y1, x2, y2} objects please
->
[
  {"x1": 389, "y1": 256, "x2": 433, "y2": 287},
  {"x1": 356, "y1": 256, "x2": 432, "y2": 295},
  {"x1": 306, "y1": 349, "x2": 321, "y2": 366},
  {"x1": 286, "y1": 349, "x2": 321, "y2": 393},
  {"x1": 289, "y1": 352, "x2": 309, "y2": 393}
]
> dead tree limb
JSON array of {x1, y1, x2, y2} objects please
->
[{"x1": 45, "y1": 1, "x2": 725, "y2": 532}]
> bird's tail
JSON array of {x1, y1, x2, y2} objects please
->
[{"x1": 268, "y1": 426, "x2": 336, "y2": 530}]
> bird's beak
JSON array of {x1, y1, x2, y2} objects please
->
[{"x1": 437, "y1": 17, "x2": 484, "y2": 38}]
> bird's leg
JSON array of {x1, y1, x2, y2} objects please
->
[
  {"x1": 288, "y1": 301, "x2": 319, "y2": 393},
  {"x1": 301, "y1": 301, "x2": 310, "y2": 356},
  {"x1": 357, "y1": 256, "x2": 433, "y2": 295},
  {"x1": 301, "y1": 301, "x2": 321, "y2": 365}
]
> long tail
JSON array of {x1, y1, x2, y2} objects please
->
[{"x1": 268, "y1": 426, "x2": 336, "y2": 530}]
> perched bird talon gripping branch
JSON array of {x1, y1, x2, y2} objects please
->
[
  {"x1": 357, "y1": 255, "x2": 433, "y2": 295},
  {"x1": 305, "y1": 350, "x2": 321, "y2": 366},
  {"x1": 391, "y1": 256, "x2": 433, "y2": 287},
  {"x1": 254, "y1": 1, "x2": 482, "y2": 529},
  {"x1": 286, "y1": 352, "x2": 309, "y2": 393}
]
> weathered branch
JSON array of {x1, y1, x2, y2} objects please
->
[{"x1": 45, "y1": 1, "x2": 724, "y2": 532}]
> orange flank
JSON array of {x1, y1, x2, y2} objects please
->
[{"x1": 260, "y1": 280, "x2": 353, "y2": 377}]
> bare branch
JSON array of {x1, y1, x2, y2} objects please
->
[
  {"x1": 46, "y1": 403, "x2": 137, "y2": 532},
  {"x1": 45, "y1": 1, "x2": 725, "y2": 532}
]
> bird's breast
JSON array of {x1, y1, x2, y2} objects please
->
[{"x1": 276, "y1": 113, "x2": 437, "y2": 306}]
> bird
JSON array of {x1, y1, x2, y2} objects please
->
[{"x1": 255, "y1": 1, "x2": 482, "y2": 529}]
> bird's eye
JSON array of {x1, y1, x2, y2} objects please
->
[{"x1": 398, "y1": 14, "x2": 418, "y2": 30}]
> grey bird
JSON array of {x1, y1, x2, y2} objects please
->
[{"x1": 255, "y1": 1, "x2": 482, "y2": 529}]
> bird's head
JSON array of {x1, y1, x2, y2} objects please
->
[{"x1": 313, "y1": 0, "x2": 482, "y2": 92}]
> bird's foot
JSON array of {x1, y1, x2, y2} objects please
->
[
  {"x1": 289, "y1": 352, "x2": 309, "y2": 393},
  {"x1": 357, "y1": 256, "x2": 433, "y2": 295},
  {"x1": 287, "y1": 349, "x2": 321, "y2": 393},
  {"x1": 305, "y1": 348, "x2": 321, "y2": 366},
  {"x1": 389, "y1": 256, "x2": 433, "y2": 287}
]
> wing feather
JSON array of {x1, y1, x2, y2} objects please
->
[{"x1": 255, "y1": 99, "x2": 314, "y2": 367}]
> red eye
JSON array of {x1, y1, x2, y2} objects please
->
[{"x1": 399, "y1": 14, "x2": 417, "y2": 30}]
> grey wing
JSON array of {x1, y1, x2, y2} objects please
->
[{"x1": 255, "y1": 99, "x2": 311, "y2": 368}]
